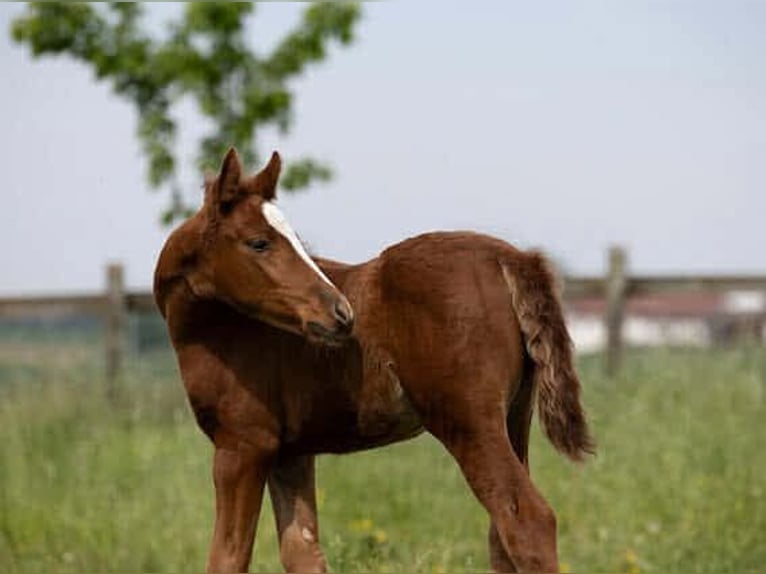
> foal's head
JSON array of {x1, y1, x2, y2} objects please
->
[{"x1": 191, "y1": 148, "x2": 354, "y2": 345}]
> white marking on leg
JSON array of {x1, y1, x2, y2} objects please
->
[
  {"x1": 301, "y1": 527, "x2": 315, "y2": 543},
  {"x1": 261, "y1": 201, "x2": 336, "y2": 288}
]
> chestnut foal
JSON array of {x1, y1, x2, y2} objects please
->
[{"x1": 154, "y1": 149, "x2": 594, "y2": 573}]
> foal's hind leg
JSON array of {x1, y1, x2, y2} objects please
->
[
  {"x1": 441, "y1": 416, "x2": 557, "y2": 573},
  {"x1": 489, "y1": 369, "x2": 536, "y2": 572},
  {"x1": 268, "y1": 455, "x2": 327, "y2": 573}
]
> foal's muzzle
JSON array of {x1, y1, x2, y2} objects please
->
[
  {"x1": 306, "y1": 295, "x2": 354, "y2": 346},
  {"x1": 332, "y1": 298, "x2": 354, "y2": 334}
]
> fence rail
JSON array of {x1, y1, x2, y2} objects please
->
[
  {"x1": 563, "y1": 274, "x2": 766, "y2": 298},
  {"x1": 0, "y1": 293, "x2": 155, "y2": 315},
  {"x1": 1, "y1": 251, "x2": 765, "y2": 384}
]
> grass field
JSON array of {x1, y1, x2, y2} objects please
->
[{"x1": 0, "y1": 338, "x2": 764, "y2": 573}]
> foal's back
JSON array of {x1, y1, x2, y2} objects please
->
[
  {"x1": 269, "y1": 231, "x2": 529, "y2": 454},
  {"x1": 339, "y1": 231, "x2": 529, "y2": 433}
]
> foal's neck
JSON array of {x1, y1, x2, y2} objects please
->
[{"x1": 163, "y1": 281, "x2": 247, "y2": 348}]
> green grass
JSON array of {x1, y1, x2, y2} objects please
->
[{"x1": 0, "y1": 343, "x2": 764, "y2": 573}]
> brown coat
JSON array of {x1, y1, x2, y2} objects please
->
[{"x1": 154, "y1": 149, "x2": 593, "y2": 573}]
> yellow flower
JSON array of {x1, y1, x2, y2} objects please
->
[
  {"x1": 560, "y1": 561, "x2": 571, "y2": 573},
  {"x1": 373, "y1": 529, "x2": 388, "y2": 544},
  {"x1": 349, "y1": 518, "x2": 373, "y2": 532},
  {"x1": 623, "y1": 548, "x2": 640, "y2": 574}
]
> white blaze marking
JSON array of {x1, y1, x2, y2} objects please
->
[{"x1": 261, "y1": 201, "x2": 336, "y2": 288}]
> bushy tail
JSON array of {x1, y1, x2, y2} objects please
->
[{"x1": 500, "y1": 252, "x2": 595, "y2": 462}]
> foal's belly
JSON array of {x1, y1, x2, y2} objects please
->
[
  {"x1": 271, "y1": 337, "x2": 425, "y2": 455},
  {"x1": 279, "y1": 380, "x2": 425, "y2": 456}
]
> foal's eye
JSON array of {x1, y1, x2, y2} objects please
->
[{"x1": 246, "y1": 238, "x2": 270, "y2": 252}]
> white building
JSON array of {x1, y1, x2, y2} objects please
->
[{"x1": 565, "y1": 291, "x2": 766, "y2": 354}]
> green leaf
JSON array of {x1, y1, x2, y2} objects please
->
[
  {"x1": 11, "y1": 1, "x2": 362, "y2": 225},
  {"x1": 281, "y1": 159, "x2": 334, "y2": 191}
]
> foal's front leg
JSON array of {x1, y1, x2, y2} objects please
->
[
  {"x1": 207, "y1": 438, "x2": 273, "y2": 574},
  {"x1": 268, "y1": 455, "x2": 327, "y2": 573}
]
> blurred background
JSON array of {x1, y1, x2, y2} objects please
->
[{"x1": 0, "y1": 3, "x2": 763, "y2": 573}]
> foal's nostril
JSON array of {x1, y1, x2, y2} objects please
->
[{"x1": 333, "y1": 299, "x2": 354, "y2": 331}]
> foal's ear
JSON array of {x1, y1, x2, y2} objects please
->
[
  {"x1": 214, "y1": 147, "x2": 243, "y2": 205},
  {"x1": 246, "y1": 151, "x2": 281, "y2": 201}
]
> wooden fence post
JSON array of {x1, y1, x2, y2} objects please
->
[
  {"x1": 105, "y1": 262, "x2": 126, "y2": 400},
  {"x1": 605, "y1": 246, "x2": 627, "y2": 376}
]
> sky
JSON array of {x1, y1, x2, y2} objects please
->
[{"x1": 0, "y1": 2, "x2": 764, "y2": 295}]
